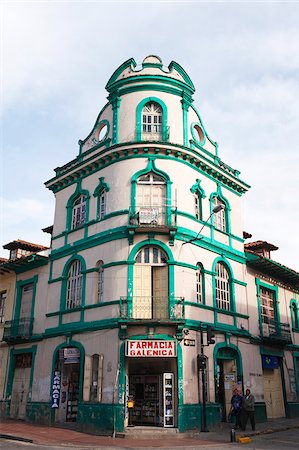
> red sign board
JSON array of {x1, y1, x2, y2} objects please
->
[{"x1": 126, "y1": 340, "x2": 177, "y2": 357}]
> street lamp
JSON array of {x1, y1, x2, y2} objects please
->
[{"x1": 182, "y1": 204, "x2": 225, "y2": 246}]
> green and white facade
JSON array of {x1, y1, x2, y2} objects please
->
[{"x1": 1, "y1": 55, "x2": 299, "y2": 433}]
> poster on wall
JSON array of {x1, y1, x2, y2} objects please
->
[{"x1": 51, "y1": 371, "x2": 61, "y2": 408}]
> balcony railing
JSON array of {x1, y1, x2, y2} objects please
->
[
  {"x1": 119, "y1": 296, "x2": 184, "y2": 321},
  {"x1": 261, "y1": 318, "x2": 292, "y2": 343},
  {"x1": 128, "y1": 206, "x2": 177, "y2": 228},
  {"x1": 3, "y1": 318, "x2": 34, "y2": 342},
  {"x1": 141, "y1": 126, "x2": 170, "y2": 142}
]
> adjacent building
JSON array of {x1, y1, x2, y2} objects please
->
[{"x1": 0, "y1": 56, "x2": 298, "y2": 433}]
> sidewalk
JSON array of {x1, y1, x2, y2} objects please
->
[{"x1": 0, "y1": 417, "x2": 298, "y2": 449}]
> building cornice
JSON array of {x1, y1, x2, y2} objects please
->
[{"x1": 45, "y1": 142, "x2": 250, "y2": 195}]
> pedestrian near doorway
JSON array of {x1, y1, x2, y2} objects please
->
[
  {"x1": 242, "y1": 388, "x2": 255, "y2": 431},
  {"x1": 229, "y1": 388, "x2": 243, "y2": 429}
]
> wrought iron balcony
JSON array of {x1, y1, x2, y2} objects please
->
[
  {"x1": 128, "y1": 206, "x2": 177, "y2": 229},
  {"x1": 119, "y1": 296, "x2": 184, "y2": 321},
  {"x1": 260, "y1": 318, "x2": 292, "y2": 344},
  {"x1": 3, "y1": 318, "x2": 34, "y2": 342}
]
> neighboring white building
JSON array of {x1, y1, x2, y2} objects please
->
[{"x1": 0, "y1": 56, "x2": 298, "y2": 433}]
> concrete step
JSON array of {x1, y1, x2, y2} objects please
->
[{"x1": 123, "y1": 426, "x2": 188, "y2": 439}]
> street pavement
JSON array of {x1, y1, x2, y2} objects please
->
[{"x1": 0, "y1": 417, "x2": 298, "y2": 449}]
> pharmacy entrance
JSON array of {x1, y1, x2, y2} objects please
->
[{"x1": 125, "y1": 339, "x2": 177, "y2": 427}]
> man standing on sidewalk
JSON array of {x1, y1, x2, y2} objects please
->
[{"x1": 242, "y1": 388, "x2": 255, "y2": 431}]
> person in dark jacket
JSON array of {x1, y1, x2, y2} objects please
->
[
  {"x1": 230, "y1": 388, "x2": 243, "y2": 429},
  {"x1": 242, "y1": 388, "x2": 255, "y2": 431}
]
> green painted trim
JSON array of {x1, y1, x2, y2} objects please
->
[
  {"x1": 293, "y1": 352, "x2": 299, "y2": 398},
  {"x1": 255, "y1": 278, "x2": 280, "y2": 336},
  {"x1": 190, "y1": 104, "x2": 218, "y2": 154},
  {"x1": 46, "y1": 300, "x2": 120, "y2": 317},
  {"x1": 209, "y1": 188, "x2": 231, "y2": 237},
  {"x1": 190, "y1": 122, "x2": 206, "y2": 146},
  {"x1": 98, "y1": 209, "x2": 129, "y2": 222},
  {"x1": 44, "y1": 318, "x2": 119, "y2": 338},
  {"x1": 50, "y1": 227, "x2": 128, "y2": 260},
  {"x1": 46, "y1": 146, "x2": 249, "y2": 197},
  {"x1": 213, "y1": 342, "x2": 243, "y2": 386},
  {"x1": 181, "y1": 98, "x2": 190, "y2": 147},
  {"x1": 6, "y1": 345, "x2": 37, "y2": 403},
  {"x1": 184, "y1": 301, "x2": 249, "y2": 319},
  {"x1": 14, "y1": 275, "x2": 38, "y2": 324},
  {"x1": 211, "y1": 257, "x2": 236, "y2": 327},
  {"x1": 65, "y1": 182, "x2": 90, "y2": 233},
  {"x1": 59, "y1": 254, "x2": 87, "y2": 325},
  {"x1": 111, "y1": 96, "x2": 121, "y2": 145},
  {"x1": 79, "y1": 102, "x2": 110, "y2": 154},
  {"x1": 130, "y1": 157, "x2": 172, "y2": 225},
  {"x1": 127, "y1": 239, "x2": 175, "y2": 318},
  {"x1": 176, "y1": 227, "x2": 246, "y2": 264},
  {"x1": 136, "y1": 97, "x2": 168, "y2": 141},
  {"x1": 51, "y1": 340, "x2": 85, "y2": 411},
  {"x1": 290, "y1": 299, "x2": 299, "y2": 329},
  {"x1": 259, "y1": 347, "x2": 284, "y2": 356},
  {"x1": 93, "y1": 176, "x2": 110, "y2": 221}
]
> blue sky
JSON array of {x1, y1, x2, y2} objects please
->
[{"x1": 1, "y1": 1, "x2": 299, "y2": 270}]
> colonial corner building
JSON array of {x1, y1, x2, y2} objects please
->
[{"x1": 0, "y1": 56, "x2": 299, "y2": 433}]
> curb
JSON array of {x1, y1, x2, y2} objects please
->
[{"x1": 0, "y1": 433, "x2": 33, "y2": 443}]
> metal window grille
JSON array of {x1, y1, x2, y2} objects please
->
[
  {"x1": 97, "y1": 264, "x2": 104, "y2": 302},
  {"x1": 195, "y1": 194, "x2": 201, "y2": 220},
  {"x1": 0, "y1": 291, "x2": 7, "y2": 323},
  {"x1": 142, "y1": 103, "x2": 162, "y2": 133},
  {"x1": 66, "y1": 260, "x2": 83, "y2": 309},
  {"x1": 213, "y1": 197, "x2": 226, "y2": 232},
  {"x1": 215, "y1": 263, "x2": 230, "y2": 310},
  {"x1": 260, "y1": 287, "x2": 275, "y2": 323},
  {"x1": 98, "y1": 191, "x2": 106, "y2": 219},
  {"x1": 135, "y1": 247, "x2": 167, "y2": 264},
  {"x1": 196, "y1": 266, "x2": 202, "y2": 303},
  {"x1": 72, "y1": 195, "x2": 86, "y2": 229}
]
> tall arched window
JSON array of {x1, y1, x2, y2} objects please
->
[
  {"x1": 191, "y1": 179, "x2": 206, "y2": 222},
  {"x1": 96, "y1": 260, "x2": 104, "y2": 303},
  {"x1": 136, "y1": 172, "x2": 166, "y2": 225},
  {"x1": 134, "y1": 246, "x2": 168, "y2": 319},
  {"x1": 142, "y1": 102, "x2": 163, "y2": 140},
  {"x1": 66, "y1": 260, "x2": 83, "y2": 309},
  {"x1": 196, "y1": 263, "x2": 204, "y2": 304},
  {"x1": 72, "y1": 195, "x2": 86, "y2": 229},
  {"x1": 290, "y1": 300, "x2": 299, "y2": 329},
  {"x1": 213, "y1": 197, "x2": 226, "y2": 232},
  {"x1": 93, "y1": 177, "x2": 110, "y2": 221},
  {"x1": 215, "y1": 262, "x2": 231, "y2": 311}
]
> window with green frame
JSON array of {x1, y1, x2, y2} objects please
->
[
  {"x1": 66, "y1": 259, "x2": 83, "y2": 309},
  {"x1": 290, "y1": 300, "x2": 299, "y2": 329},
  {"x1": 215, "y1": 262, "x2": 231, "y2": 311}
]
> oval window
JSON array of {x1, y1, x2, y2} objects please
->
[
  {"x1": 98, "y1": 123, "x2": 108, "y2": 141},
  {"x1": 193, "y1": 124, "x2": 204, "y2": 144}
]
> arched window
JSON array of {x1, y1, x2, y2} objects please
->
[
  {"x1": 215, "y1": 262, "x2": 231, "y2": 311},
  {"x1": 213, "y1": 197, "x2": 226, "y2": 232},
  {"x1": 72, "y1": 195, "x2": 86, "y2": 229},
  {"x1": 142, "y1": 102, "x2": 162, "y2": 139},
  {"x1": 134, "y1": 246, "x2": 168, "y2": 319},
  {"x1": 93, "y1": 177, "x2": 110, "y2": 221},
  {"x1": 290, "y1": 300, "x2": 299, "y2": 329},
  {"x1": 98, "y1": 190, "x2": 106, "y2": 220},
  {"x1": 136, "y1": 172, "x2": 166, "y2": 226},
  {"x1": 196, "y1": 263, "x2": 204, "y2": 304},
  {"x1": 96, "y1": 260, "x2": 104, "y2": 302},
  {"x1": 66, "y1": 260, "x2": 83, "y2": 309},
  {"x1": 191, "y1": 179, "x2": 206, "y2": 221}
]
